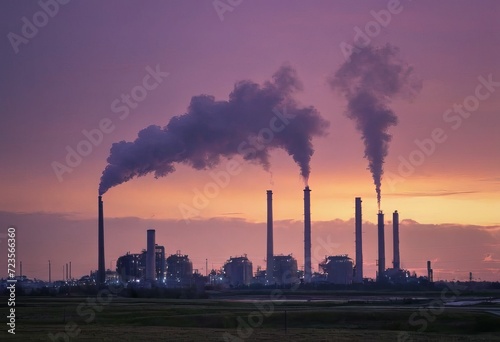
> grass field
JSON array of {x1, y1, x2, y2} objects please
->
[{"x1": 1, "y1": 294, "x2": 500, "y2": 341}]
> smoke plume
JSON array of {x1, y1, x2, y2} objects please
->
[
  {"x1": 330, "y1": 44, "x2": 421, "y2": 208},
  {"x1": 99, "y1": 65, "x2": 329, "y2": 195}
]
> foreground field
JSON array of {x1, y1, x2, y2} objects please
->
[{"x1": 1, "y1": 295, "x2": 499, "y2": 341}]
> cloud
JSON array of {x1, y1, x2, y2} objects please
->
[{"x1": 388, "y1": 190, "x2": 478, "y2": 197}]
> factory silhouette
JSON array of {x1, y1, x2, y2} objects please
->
[
  {"x1": 93, "y1": 46, "x2": 428, "y2": 288},
  {"x1": 96, "y1": 189, "x2": 433, "y2": 288}
]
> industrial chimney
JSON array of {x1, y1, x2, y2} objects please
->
[
  {"x1": 427, "y1": 260, "x2": 433, "y2": 282},
  {"x1": 98, "y1": 195, "x2": 105, "y2": 285},
  {"x1": 304, "y1": 186, "x2": 312, "y2": 283},
  {"x1": 146, "y1": 229, "x2": 156, "y2": 281},
  {"x1": 266, "y1": 190, "x2": 274, "y2": 284},
  {"x1": 354, "y1": 197, "x2": 363, "y2": 283},
  {"x1": 393, "y1": 210, "x2": 400, "y2": 270},
  {"x1": 377, "y1": 211, "x2": 385, "y2": 282}
]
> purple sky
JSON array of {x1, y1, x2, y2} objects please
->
[{"x1": 0, "y1": 0, "x2": 499, "y2": 281}]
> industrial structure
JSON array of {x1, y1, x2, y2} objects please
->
[
  {"x1": 166, "y1": 251, "x2": 193, "y2": 288},
  {"x1": 98, "y1": 196, "x2": 105, "y2": 285},
  {"x1": 320, "y1": 255, "x2": 353, "y2": 285},
  {"x1": 116, "y1": 252, "x2": 144, "y2": 281},
  {"x1": 155, "y1": 245, "x2": 166, "y2": 282},
  {"x1": 266, "y1": 190, "x2": 274, "y2": 284},
  {"x1": 115, "y1": 229, "x2": 166, "y2": 284},
  {"x1": 224, "y1": 255, "x2": 253, "y2": 287},
  {"x1": 393, "y1": 210, "x2": 400, "y2": 270},
  {"x1": 427, "y1": 260, "x2": 434, "y2": 282},
  {"x1": 97, "y1": 191, "x2": 431, "y2": 288},
  {"x1": 303, "y1": 186, "x2": 312, "y2": 283},
  {"x1": 146, "y1": 229, "x2": 156, "y2": 281},
  {"x1": 354, "y1": 197, "x2": 363, "y2": 283},
  {"x1": 377, "y1": 210, "x2": 386, "y2": 282},
  {"x1": 273, "y1": 254, "x2": 299, "y2": 285}
]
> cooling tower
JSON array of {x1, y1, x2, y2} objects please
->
[
  {"x1": 354, "y1": 197, "x2": 363, "y2": 283},
  {"x1": 98, "y1": 196, "x2": 105, "y2": 284},
  {"x1": 146, "y1": 229, "x2": 156, "y2": 281},
  {"x1": 266, "y1": 190, "x2": 274, "y2": 283},
  {"x1": 393, "y1": 210, "x2": 400, "y2": 270},
  {"x1": 377, "y1": 211, "x2": 385, "y2": 282},
  {"x1": 304, "y1": 186, "x2": 312, "y2": 283}
]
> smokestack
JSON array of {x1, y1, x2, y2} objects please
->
[
  {"x1": 98, "y1": 196, "x2": 105, "y2": 285},
  {"x1": 304, "y1": 186, "x2": 312, "y2": 283},
  {"x1": 427, "y1": 260, "x2": 433, "y2": 282},
  {"x1": 393, "y1": 210, "x2": 400, "y2": 270},
  {"x1": 146, "y1": 229, "x2": 156, "y2": 281},
  {"x1": 377, "y1": 211, "x2": 385, "y2": 282},
  {"x1": 354, "y1": 197, "x2": 363, "y2": 283},
  {"x1": 266, "y1": 190, "x2": 274, "y2": 283}
]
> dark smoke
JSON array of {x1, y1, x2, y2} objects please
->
[
  {"x1": 330, "y1": 44, "x2": 421, "y2": 208},
  {"x1": 99, "y1": 65, "x2": 329, "y2": 195}
]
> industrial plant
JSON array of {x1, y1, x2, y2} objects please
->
[{"x1": 96, "y1": 187, "x2": 425, "y2": 289}]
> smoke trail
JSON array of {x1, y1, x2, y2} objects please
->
[
  {"x1": 99, "y1": 65, "x2": 329, "y2": 195},
  {"x1": 330, "y1": 44, "x2": 421, "y2": 208}
]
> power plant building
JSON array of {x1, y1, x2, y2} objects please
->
[
  {"x1": 155, "y1": 245, "x2": 166, "y2": 282},
  {"x1": 273, "y1": 254, "x2": 299, "y2": 285},
  {"x1": 116, "y1": 252, "x2": 144, "y2": 282},
  {"x1": 320, "y1": 255, "x2": 353, "y2": 285},
  {"x1": 223, "y1": 255, "x2": 253, "y2": 287},
  {"x1": 166, "y1": 251, "x2": 193, "y2": 288},
  {"x1": 116, "y1": 245, "x2": 166, "y2": 283}
]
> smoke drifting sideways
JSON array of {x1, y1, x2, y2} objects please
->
[
  {"x1": 98, "y1": 65, "x2": 329, "y2": 195},
  {"x1": 330, "y1": 44, "x2": 421, "y2": 209}
]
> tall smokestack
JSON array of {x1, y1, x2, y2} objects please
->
[
  {"x1": 354, "y1": 197, "x2": 363, "y2": 283},
  {"x1": 393, "y1": 210, "x2": 400, "y2": 270},
  {"x1": 427, "y1": 260, "x2": 433, "y2": 282},
  {"x1": 98, "y1": 195, "x2": 105, "y2": 285},
  {"x1": 146, "y1": 229, "x2": 156, "y2": 281},
  {"x1": 266, "y1": 190, "x2": 274, "y2": 283},
  {"x1": 304, "y1": 186, "x2": 312, "y2": 283},
  {"x1": 377, "y1": 211, "x2": 385, "y2": 282}
]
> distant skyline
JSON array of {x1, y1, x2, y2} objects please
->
[{"x1": 0, "y1": 1, "x2": 499, "y2": 281}]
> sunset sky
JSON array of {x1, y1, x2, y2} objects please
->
[{"x1": 1, "y1": 0, "x2": 499, "y2": 282}]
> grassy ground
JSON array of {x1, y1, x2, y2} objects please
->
[{"x1": 1, "y1": 296, "x2": 499, "y2": 341}]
